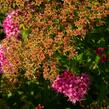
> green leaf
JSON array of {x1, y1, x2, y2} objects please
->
[
  {"x1": 92, "y1": 63, "x2": 98, "y2": 70},
  {"x1": 95, "y1": 55, "x2": 100, "y2": 64},
  {"x1": 53, "y1": 19, "x2": 60, "y2": 24},
  {"x1": 58, "y1": 24, "x2": 65, "y2": 31},
  {"x1": 48, "y1": 26, "x2": 52, "y2": 31},
  {"x1": 21, "y1": 30, "x2": 29, "y2": 42},
  {"x1": 50, "y1": 33, "x2": 56, "y2": 38},
  {"x1": 76, "y1": 53, "x2": 83, "y2": 61},
  {"x1": 7, "y1": 92, "x2": 12, "y2": 98}
]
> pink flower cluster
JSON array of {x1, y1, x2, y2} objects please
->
[
  {"x1": 0, "y1": 45, "x2": 8, "y2": 74},
  {"x1": 0, "y1": 45, "x2": 16, "y2": 74},
  {"x1": 3, "y1": 10, "x2": 20, "y2": 38},
  {"x1": 52, "y1": 71, "x2": 90, "y2": 104},
  {"x1": 96, "y1": 47, "x2": 108, "y2": 63}
]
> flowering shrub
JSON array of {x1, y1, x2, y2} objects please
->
[{"x1": 0, "y1": 0, "x2": 109, "y2": 109}]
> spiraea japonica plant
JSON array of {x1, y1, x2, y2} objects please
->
[{"x1": 0, "y1": 0, "x2": 109, "y2": 108}]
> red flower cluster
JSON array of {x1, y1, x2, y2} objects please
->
[
  {"x1": 96, "y1": 47, "x2": 108, "y2": 63},
  {"x1": 35, "y1": 104, "x2": 44, "y2": 109}
]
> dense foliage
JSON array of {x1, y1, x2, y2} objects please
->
[{"x1": 0, "y1": 0, "x2": 109, "y2": 108}]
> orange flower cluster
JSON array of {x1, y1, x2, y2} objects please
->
[{"x1": 0, "y1": 0, "x2": 109, "y2": 82}]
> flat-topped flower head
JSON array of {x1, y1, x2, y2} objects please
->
[
  {"x1": 3, "y1": 10, "x2": 20, "y2": 38},
  {"x1": 52, "y1": 71, "x2": 90, "y2": 104}
]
